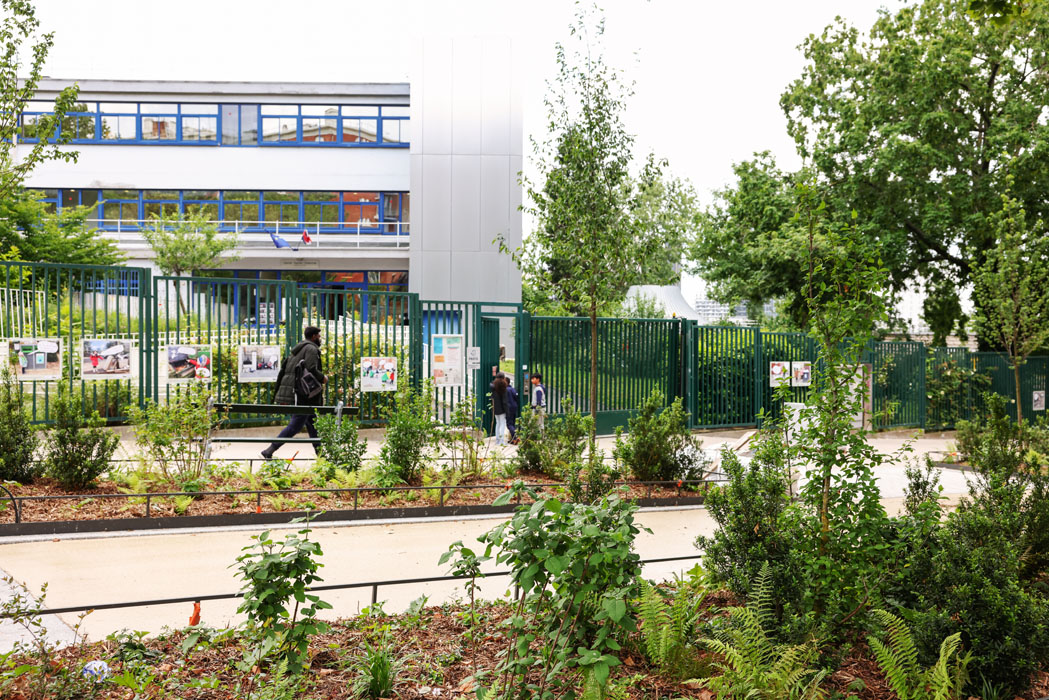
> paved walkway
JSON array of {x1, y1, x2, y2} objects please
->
[{"x1": 0, "y1": 431, "x2": 967, "y2": 651}]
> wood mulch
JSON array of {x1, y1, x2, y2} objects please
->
[
  {"x1": 0, "y1": 474, "x2": 709, "y2": 525},
  {"x1": 0, "y1": 602, "x2": 709, "y2": 699}
]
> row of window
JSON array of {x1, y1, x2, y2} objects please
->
[
  {"x1": 20, "y1": 102, "x2": 409, "y2": 147},
  {"x1": 43, "y1": 189, "x2": 409, "y2": 233}
]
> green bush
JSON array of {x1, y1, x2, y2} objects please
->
[
  {"x1": 696, "y1": 432, "x2": 802, "y2": 625},
  {"x1": 0, "y1": 368, "x2": 40, "y2": 483},
  {"x1": 952, "y1": 393, "x2": 1049, "y2": 582},
  {"x1": 315, "y1": 414, "x2": 366, "y2": 472},
  {"x1": 512, "y1": 397, "x2": 590, "y2": 479},
  {"x1": 127, "y1": 382, "x2": 220, "y2": 483},
  {"x1": 43, "y1": 387, "x2": 120, "y2": 489},
  {"x1": 902, "y1": 519, "x2": 1049, "y2": 697},
  {"x1": 613, "y1": 389, "x2": 705, "y2": 482},
  {"x1": 376, "y1": 382, "x2": 439, "y2": 486}
]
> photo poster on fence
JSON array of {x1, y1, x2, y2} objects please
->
[
  {"x1": 165, "y1": 344, "x2": 213, "y2": 383},
  {"x1": 431, "y1": 334, "x2": 464, "y2": 388},
  {"x1": 791, "y1": 361, "x2": 812, "y2": 387},
  {"x1": 1035, "y1": 390, "x2": 1046, "y2": 412},
  {"x1": 7, "y1": 338, "x2": 62, "y2": 380},
  {"x1": 81, "y1": 339, "x2": 134, "y2": 380},
  {"x1": 361, "y1": 356, "x2": 397, "y2": 392},
  {"x1": 769, "y1": 361, "x2": 790, "y2": 387},
  {"x1": 237, "y1": 344, "x2": 282, "y2": 383}
]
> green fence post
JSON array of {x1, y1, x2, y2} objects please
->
[{"x1": 754, "y1": 328, "x2": 764, "y2": 428}]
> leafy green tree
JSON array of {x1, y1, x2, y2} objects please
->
[
  {"x1": 141, "y1": 208, "x2": 239, "y2": 313},
  {"x1": 970, "y1": 192, "x2": 1049, "y2": 422},
  {"x1": 691, "y1": 0, "x2": 1049, "y2": 341},
  {"x1": 0, "y1": 0, "x2": 80, "y2": 202},
  {"x1": 0, "y1": 190, "x2": 122, "y2": 265},
  {"x1": 503, "y1": 8, "x2": 689, "y2": 445}
]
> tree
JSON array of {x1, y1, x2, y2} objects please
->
[
  {"x1": 970, "y1": 191, "x2": 1049, "y2": 423},
  {"x1": 0, "y1": 190, "x2": 122, "y2": 265},
  {"x1": 690, "y1": 0, "x2": 1049, "y2": 343},
  {"x1": 0, "y1": 0, "x2": 81, "y2": 202},
  {"x1": 141, "y1": 209, "x2": 239, "y2": 313},
  {"x1": 503, "y1": 8, "x2": 687, "y2": 444}
]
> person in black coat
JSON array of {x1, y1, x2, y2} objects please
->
[
  {"x1": 491, "y1": 375, "x2": 509, "y2": 446},
  {"x1": 262, "y1": 326, "x2": 326, "y2": 459}
]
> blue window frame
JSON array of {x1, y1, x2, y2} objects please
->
[
  {"x1": 43, "y1": 189, "x2": 408, "y2": 233},
  {"x1": 20, "y1": 101, "x2": 407, "y2": 147}
]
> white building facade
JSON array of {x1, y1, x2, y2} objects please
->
[{"x1": 17, "y1": 38, "x2": 522, "y2": 306}]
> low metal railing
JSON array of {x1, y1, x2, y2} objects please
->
[
  {"x1": 90, "y1": 219, "x2": 410, "y2": 249},
  {"x1": 0, "y1": 554, "x2": 704, "y2": 618}
]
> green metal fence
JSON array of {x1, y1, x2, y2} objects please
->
[
  {"x1": 5, "y1": 259, "x2": 1048, "y2": 432},
  {"x1": 529, "y1": 317, "x2": 682, "y2": 435},
  {"x1": 2, "y1": 260, "x2": 151, "y2": 423}
]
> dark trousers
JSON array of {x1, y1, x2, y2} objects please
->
[{"x1": 264, "y1": 413, "x2": 319, "y2": 456}]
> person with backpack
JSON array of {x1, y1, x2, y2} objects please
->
[{"x1": 261, "y1": 326, "x2": 327, "y2": 459}]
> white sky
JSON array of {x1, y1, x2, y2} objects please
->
[{"x1": 32, "y1": 0, "x2": 918, "y2": 316}]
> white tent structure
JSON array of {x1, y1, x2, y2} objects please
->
[{"x1": 623, "y1": 284, "x2": 703, "y2": 320}]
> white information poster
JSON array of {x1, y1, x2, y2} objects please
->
[
  {"x1": 466, "y1": 346, "x2": 481, "y2": 371},
  {"x1": 8, "y1": 338, "x2": 62, "y2": 380},
  {"x1": 237, "y1": 344, "x2": 282, "y2": 383},
  {"x1": 431, "y1": 334, "x2": 464, "y2": 387},
  {"x1": 81, "y1": 339, "x2": 134, "y2": 380},
  {"x1": 791, "y1": 361, "x2": 812, "y2": 387},
  {"x1": 1034, "y1": 390, "x2": 1046, "y2": 412},
  {"x1": 769, "y1": 361, "x2": 790, "y2": 387},
  {"x1": 361, "y1": 356, "x2": 397, "y2": 392}
]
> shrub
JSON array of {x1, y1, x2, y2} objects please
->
[
  {"x1": 128, "y1": 382, "x2": 220, "y2": 482},
  {"x1": 348, "y1": 630, "x2": 403, "y2": 699},
  {"x1": 512, "y1": 397, "x2": 590, "y2": 479},
  {"x1": 315, "y1": 414, "x2": 366, "y2": 472},
  {"x1": 902, "y1": 516, "x2": 1049, "y2": 696},
  {"x1": 0, "y1": 368, "x2": 39, "y2": 483},
  {"x1": 478, "y1": 484, "x2": 647, "y2": 699},
  {"x1": 233, "y1": 518, "x2": 332, "y2": 673},
  {"x1": 43, "y1": 386, "x2": 120, "y2": 489},
  {"x1": 952, "y1": 393, "x2": 1049, "y2": 582},
  {"x1": 613, "y1": 389, "x2": 706, "y2": 482},
  {"x1": 376, "y1": 381, "x2": 439, "y2": 486},
  {"x1": 696, "y1": 436, "x2": 802, "y2": 625}
]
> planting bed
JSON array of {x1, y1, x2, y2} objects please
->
[
  {"x1": 6, "y1": 598, "x2": 1049, "y2": 700},
  {"x1": 0, "y1": 474, "x2": 711, "y2": 528}
]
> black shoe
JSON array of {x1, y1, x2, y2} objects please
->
[{"x1": 261, "y1": 449, "x2": 274, "y2": 460}]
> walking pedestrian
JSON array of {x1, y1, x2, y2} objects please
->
[
  {"x1": 492, "y1": 374, "x2": 509, "y2": 446},
  {"x1": 261, "y1": 326, "x2": 327, "y2": 459}
]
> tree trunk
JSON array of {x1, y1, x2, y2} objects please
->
[
  {"x1": 1014, "y1": 359, "x2": 1024, "y2": 424},
  {"x1": 590, "y1": 299, "x2": 598, "y2": 459}
]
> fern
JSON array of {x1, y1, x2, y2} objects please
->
[
  {"x1": 697, "y1": 562, "x2": 827, "y2": 700},
  {"x1": 867, "y1": 609, "x2": 970, "y2": 700},
  {"x1": 637, "y1": 579, "x2": 706, "y2": 679}
]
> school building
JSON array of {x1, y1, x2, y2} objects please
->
[{"x1": 15, "y1": 38, "x2": 523, "y2": 307}]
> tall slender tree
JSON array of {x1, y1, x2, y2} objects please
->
[
  {"x1": 502, "y1": 7, "x2": 687, "y2": 452},
  {"x1": 970, "y1": 191, "x2": 1049, "y2": 422}
]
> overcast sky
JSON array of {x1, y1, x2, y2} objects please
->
[{"x1": 32, "y1": 0, "x2": 916, "y2": 312}]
